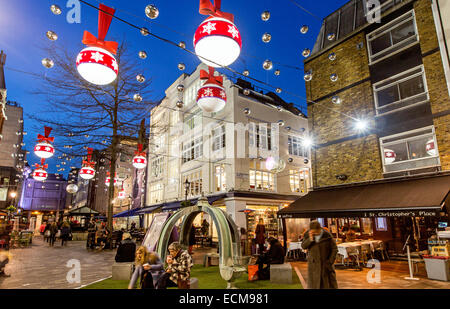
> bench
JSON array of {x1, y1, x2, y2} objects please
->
[
  {"x1": 111, "y1": 262, "x2": 134, "y2": 280},
  {"x1": 270, "y1": 263, "x2": 292, "y2": 284},
  {"x1": 203, "y1": 253, "x2": 219, "y2": 267},
  {"x1": 190, "y1": 277, "x2": 199, "y2": 289}
]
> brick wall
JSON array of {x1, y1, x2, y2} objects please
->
[{"x1": 415, "y1": 0, "x2": 450, "y2": 170}]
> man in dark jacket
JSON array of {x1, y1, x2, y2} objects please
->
[
  {"x1": 256, "y1": 237, "x2": 285, "y2": 280},
  {"x1": 115, "y1": 233, "x2": 136, "y2": 262},
  {"x1": 301, "y1": 220, "x2": 338, "y2": 289}
]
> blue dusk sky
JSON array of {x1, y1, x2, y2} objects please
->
[{"x1": 0, "y1": 0, "x2": 349, "y2": 173}]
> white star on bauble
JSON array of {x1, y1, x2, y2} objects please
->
[
  {"x1": 111, "y1": 59, "x2": 118, "y2": 71},
  {"x1": 76, "y1": 53, "x2": 84, "y2": 63},
  {"x1": 220, "y1": 90, "x2": 226, "y2": 99},
  {"x1": 228, "y1": 25, "x2": 239, "y2": 39},
  {"x1": 45, "y1": 146, "x2": 51, "y2": 151},
  {"x1": 204, "y1": 88, "x2": 213, "y2": 97},
  {"x1": 202, "y1": 22, "x2": 216, "y2": 35},
  {"x1": 90, "y1": 51, "x2": 104, "y2": 63}
]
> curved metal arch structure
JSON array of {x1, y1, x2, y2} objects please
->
[{"x1": 156, "y1": 197, "x2": 248, "y2": 288}]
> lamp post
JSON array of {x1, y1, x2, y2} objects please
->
[{"x1": 184, "y1": 179, "x2": 190, "y2": 206}]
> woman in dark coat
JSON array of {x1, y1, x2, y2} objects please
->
[
  {"x1": 301, "y1": 220, "x2": 338, "y2": 289},
  {"x1": 60, "y1": 221, "x2": 71, "y2": 246},
  {"x1": 255, "y1": 218, "x2": 266, "y2": 255}
]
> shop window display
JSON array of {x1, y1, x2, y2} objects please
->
[{"x1": 246, "y1": 206, "x2": 281, "y2": 253}]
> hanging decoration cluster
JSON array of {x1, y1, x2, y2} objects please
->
[
  {"x1": 197, "y1": 66, "x2": 227, "y2": 113},
  {"x1": 79, "y1": 148, "x2": 96, "y2": 180},
  {"x1": 76, "y1": 4, "x2": 119, "y2": 86},
  {"x1": 133, "y1": 144, "x2": 147, "y2": 169},
  {"x1": 194, "y1": 0, "x2": 242, "y2": 68},
  {"x1": 34, "y1": 126, "x2": 55, "y2": 159}
]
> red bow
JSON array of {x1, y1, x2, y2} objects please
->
[
  {"x1": 200, "y1": 66, "x2": 223, "y2": 86},
  {"x1": 35, "y1": 158, "x2": 48, "y2": 170},
  {"x1": 82, "y1": 4, "x2": 118, "y2": 55},
  {"x1": 37, "y1": 126, "x2": 54, "y2": 144},
  {"x1": 134, "y1": 144, "x2": 146, "y2": 157},
  {"x1": 82, "y1": 148, "x2": 96, "y2": 168},
  {"x1": 199, "y1": 0, "x2": 234, "y2": 22}
]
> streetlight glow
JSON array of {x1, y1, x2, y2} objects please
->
[{"x1": 355, "y1": 119, "x2": 368, "y2": 131}]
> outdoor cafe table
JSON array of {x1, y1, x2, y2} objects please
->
[{"x1": 337, "y1": 240, "x2": 383, "y2": 259}]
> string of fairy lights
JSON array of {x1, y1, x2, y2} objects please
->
[{"x1": 20, "y1": 1, "x2": 373, "y2": 194}]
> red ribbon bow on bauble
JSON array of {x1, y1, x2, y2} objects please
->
[
  {"x1": 199, "y1": 0, "x2": 234, "y2": 22},
  {"x1": 82, "y1": 4, "x2": 118, "y2": 55},
  {"x1": 35, "y1": 159, "x2": 48, "y2": 170},
  {"x1": 134, "y1": 144, "x2": 146, "y2": 157},
  {"x1": 200, "y1": 66, "x2": 223, "y2": 86},
  {"x1": 37, "y1": 126, "x2": 54, "y2": 144},
  {"x1": 82, "y1": 148, "x2": 96, "y2": 168}
]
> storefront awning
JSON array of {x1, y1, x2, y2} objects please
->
[
  {"x1": 135, "y1": 205, "x2": 162, "y2": 215},
  {"x1": 278, "y1": 174, "x2": 450, "y2": 218},
  {"x1": 68, "y1": 206, "x2": 99, "y2": 216},
  {"x1": 113, "y1": 208, "x2": 141, "y2": 218}
]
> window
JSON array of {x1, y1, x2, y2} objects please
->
[
  {"x1": 367, "y1": 10, "x2": 418, "y2": 64},
  {"x1": 183, "y1": 171, "x2": 203, "y2": 197},
  {"x1": 214, "y1": 165, "x2": 226, "y2": 192},
  {"x1": 375, "y1": 217, "x2": 388, "y2": 231},
  {"x1": 249, "y1": 160, "x2": 275, "y2": 191},
  {"x1": 249, "y1": 122, "x2": 271, "y2": 150},
  {"x1": 288, "y1": 136, "x2": 309, "y2": 157},
  {"x1": 183, "y1": 80, "x2": 202, "y2": 107},
  {"x1": 169, "y1": 136, "x2": 179, "y2": 157},
  {"x1": 149, "y1": 182, "x2": 163, "y2": 204},
  {"x1": 212, "y1": 125, "x2": 226, "y2": 151},
  {"x1": 153, "y1": 135, "x2": 166, "y2": 152},
  {"x1": 182, "y1": 137, "x2": 203, "y2": 163},
  {"x1": 150, "y1": 157, "x2": 164, "y2": 178},
  {"x1": 183, "y1": 109, "x2": 202, "y2": 133},
  {"x1": 170, "y1": 110, "x2": 180, "y2": 127},
  {"x1": 380, "y1": 126, "x2": 440, "y2": 173},
  {"x1": 373, "y1": 66, "x2": 428, "y2": 115},
  {"x1": 289, "y1": 169, "x2": 310, "y2": 193}
]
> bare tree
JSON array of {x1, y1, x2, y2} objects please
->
[{"x1": 30, "y1": 41, "x2": 155, "y2": 231}]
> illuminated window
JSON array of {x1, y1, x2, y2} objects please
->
[
  {"x1": 249, "y1": 160, "x2": 275, "y2": 191},
  {"x1": 289, "y1": 169, "x2": 310, "y2": 193},
  {"x1": 149, "y1": 182, "x2": 163, "y2": 204},
  {"x1": 182, "y1": 170, "x2": 203, "y2": 197},
  {"x1": 375, "y1": 217, "x2": 388, "y2": 231},
  {"x1": 182, "y1": 136, "x2": 203, "y2": 163},
  {"x1": 151, "y1": 157, "x2": 164, "y2": 178},
  {"x1": 214, "y1": 165, "x2": 226, "y2": 192},
  {"x1": 288, "y1": 136, "x2": 309, "y2": 157}
]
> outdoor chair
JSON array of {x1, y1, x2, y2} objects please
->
[
  {"x1": 345, "y1": 246, "x2": 361, "y2": 269},
  {"x1": 19, "y1": 233, "x2": 32, "y2": 247},
  {"x1": 360, "y1": 243, "x2": 373, "y2": 264},
  {"x1": 374, "y1": 242, "x2": 389, "y2": 261}
]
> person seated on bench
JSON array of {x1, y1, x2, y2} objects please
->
[
  {"x1": 157, "y1": 242, "x2": 193, "y2": 289},
  {"x1": 128, "y1": 246, "x2": 164, "y2": 289},
  {"x1": 256, "y1": 237, "x2": 285, "y2": 280},
  {"x1": 0, "y1": 252, "x2": 10, "y2": 277},
  {"x1": 115, "y1": 233, "x2": 136, "y2": 263}
]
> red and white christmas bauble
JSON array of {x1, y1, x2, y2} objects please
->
[
  {"x1": 34, "y1": 142, "x2": 55, "y2": 159},
  {"x1": 32, "y1": 168, "x2": 48, "y2": 181},
  {"x1": 426, "y1": 139, "x2": 437, "y2": 156},
  {"x1": 76, "y1": 46, "x2": 118, "y2": 85},
  {"x1": 133, "y1": 155, "x2": 147, "y2": 169},
  {"x1": 79, "y1": 166, "x2": 96, "y2": 180},
  {"x1": 193, "y1": 17, "x2": 242, "y2": 68},
  {"x1": 197, "y1": 83, "x2": 226, "y2": 113},
  {"x1": 118, "y1": 189, "x2": 126, "y2": 199},
  {"x1": 384, "y1": 148, "x2": 396, "y2": 164},
  {"x1": 105, "y1": 176, "x2": 118, "y2": 187}
]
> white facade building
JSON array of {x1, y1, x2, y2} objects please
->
[{"x1": 144, "y1": 64, "x2": 311, "y2": 245}]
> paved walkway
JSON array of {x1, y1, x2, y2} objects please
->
[
  {"x1": 0, "y1": 236, "x2": 115, "y2": 289},
  {"x1": 291, "y1": 260, "x2": 450, "y2": 289}
]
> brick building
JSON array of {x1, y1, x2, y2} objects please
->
[{"x1": 279, "y1": 0, "x2": 450, "y2": 254}]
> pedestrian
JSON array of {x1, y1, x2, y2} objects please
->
[
  {"x1": 188, "y1": 224, "x2": 196, "y2": 254},
  {"x1": 86, "y1": 220, "x2": 97, "y2": 249},
  {"x1": 157, "y1": 242, "x2": 193, "y2": 289},
  {"x1": 44, "y1": 222, "x2": 51, "y2": 243},
  {"x1": 115, "y1": 232, "x2": 136, "y2": 263},
  {"x1": 255, "y1": 218, "x2": 266, "y2": 255},
  {"x1": 60, "y1": 221, "x2": 71, "y2": 246},
  {"x1": 256, "y1": 237, "x2": 285, "y2": 280},
  {"x1": 201, "y1": 219, "x2": 209, "y2": 236},
  {"x1": 128, "y1": 246, "x2": 164, "y2": 289},
  {"x1": 301, "y1": 220, "x2": 338, "y2": 289},
  {"x1": 39, "y1": 222, "x2": 46, "y2": 235},
  {"x1": 49, "y1": 222, "x2": 58, "y2": 247}
]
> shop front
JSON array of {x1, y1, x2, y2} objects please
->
[{"x1": 278, "y1": 174, "x2": 450, "y2": 256}]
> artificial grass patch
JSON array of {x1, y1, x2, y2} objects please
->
[{"x1": 82, "y1": 265, "x2": 302, "y2": 289}]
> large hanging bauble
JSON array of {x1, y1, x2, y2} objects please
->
[
  {"x1": 194, "y1": 17, "x2": 242, "y2": 67},
  {"x1": 265, "y1": 157, "x2": 286, "y2": 173},
  {"x1": 66, "y1": 183, "x2": 79, "y2": 194},
  {"x1": 426, "y1": 139, "x2": 437, "y2": 156},
  {"x1": 33, "y1": 168, "x2": 48, "y2": 181},
  {"x1": 34, "y1": 142, "x2": 55, "y2": 159},
  {"x1": 133, "y1": 155, "x2": 147, "y2": 169},
  {"x1": 79, "y1": 166, "x2": 95, "y2": 180},
  {"x1": 196, "y1": 83, "x2": 226, "y2": 113},
  {"x1": 76, "y1": 46, "x2": 118, "y2": 85},
  {"x1": 384, "y1": 149, "x2": 396, "y2": 164}
]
